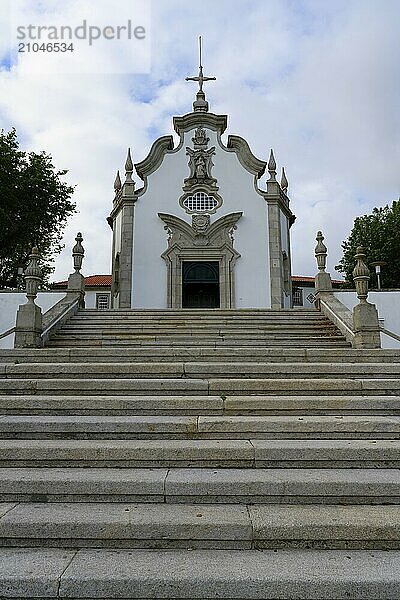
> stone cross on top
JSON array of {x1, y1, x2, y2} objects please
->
[{"x1": 185, "y1": 36, "x2": 216, "y2": 113}]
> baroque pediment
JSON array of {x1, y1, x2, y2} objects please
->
[{"x1": 158, "y1": 212, "x2": 242, "y2": 249}]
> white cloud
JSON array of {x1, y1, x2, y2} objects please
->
[{"x1": 0, "y1": 0, "x2": 398, "y2": 283}]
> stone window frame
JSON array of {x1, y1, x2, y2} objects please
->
[
  {"x1": 179, "y1": 186, "x2": 224, "y2": 215},
  {"x1": 96, "y1": 293, "x2": 111, "y2": 310}
]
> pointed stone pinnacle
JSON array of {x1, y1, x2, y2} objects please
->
[
  {"x1": 125, "y1": 148, "x2": 134, "y2": 183},
  {"x1": 114, "y1": 170, "x2": 122, "y2": 192},
  {"x1": 281, "y1": 167, "x2": 288, "y2": 192},
  {"x1": 281, "y1": 167, "x2": 289, "y2": 193},
  {"x1": 268, "y1": 149, "x2": 276, "y2": 181}
]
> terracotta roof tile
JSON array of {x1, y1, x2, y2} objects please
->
[
  {"x1": 52, "y1": 275, "x2": 112, "y2": 288},
  {"x1": 84, "y1": 275, "x2": 112, "y2": 286},
  {"x1": 292, "y1": 275, "x2": 344, "y2": 285}
]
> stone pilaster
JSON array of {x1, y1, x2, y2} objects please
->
[
  {"x1": 265, "y1": 150, "x2": 295, "y2": 309},
  {"x1": 267, "y1": 199, "x2": 284, "y2": 309},
  {"x1": 118, "y1": 200, "x2": 134, "y2": 308},
  {"x1": 109, "y1": 149, "x2": 136, "y2": 309}
]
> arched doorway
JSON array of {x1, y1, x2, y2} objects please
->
[{"x1": 182, "y1": 261, "x2": 220, "y2": 308}]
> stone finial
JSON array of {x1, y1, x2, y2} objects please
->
[
  {"x1": 72, "y1": 233, "x2": 84, "y2": 273},
  {"x1": 114, "y1": 170, "x2": 122, "y2": 193},
  {"x1": 24, "y1": 247, "x2": 42, "y2": 303},
  {"x1": 125, "y1": 148, "x2": 134, "y2": 183},
  {"x1": 353, "y1": 246, "x2": 370, "y2": 303},
  {"x1": 268, "y1": 149, "x2": 276, "y2": 181},
  {"x1": 315, "y1": 231, "x2": 328, "y2": 272},
  {"x1": 281, "y1": 167, "x2": 288, "y2": 192}
]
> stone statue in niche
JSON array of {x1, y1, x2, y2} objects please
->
[
  {"x1": 195, "y1": 154, "x2": 207, "y2": 178},
  {"x1": 183, "y1": 125, "x2": 218, "y2": 191},
  {"x1": 184, "y1": 147, "x2": 217, "y2": 189}
]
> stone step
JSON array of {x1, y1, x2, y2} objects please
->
[
  {"x1": 1, "y1": 415, "x2": 399, "y2": 439},
  {"x1": 0, "y1": 347, "x2": 398, "y2": 363},
  {"x1": 1, "y1": 547, "x2": 399, "y2": 598},
  {"x1": 0, "y1": 467, "x2": 398, "y2": 504},
  {"x1": 0, "y1": 439, "x2": 398, "y2": 468},
  {"x1": 67, "y1": 312, "x2": 332, "y2": 320},
  {"x1": 1, "y1": 395, "x2": 398, "y2": 416},
  {"x1": 50, "y1": 323, "x2": 341, "y2": 340},
  {"x1": 2, "y1": 361, "x2": 398, "y2": 380},
  {"x1": 70, "y1": 323, "x2": 329, "y2": 331},
  {"x1": 47, "y1": 337, "x2": 351, "y2": 348},
  {"x1": 0, "y1": 501, "x2": 250, "y2": 549},
  {"x1": 76, "y1": 308, "x2": 321, "y2": 320},
  {"x1": 59, "y1": 323, "x2": 339, "y2": 333},
  {"x1": 0, "y1": 502, "x2": 399, "y2": 550},
  {"x1": 1, "y1": 377, "x2": 398, "y2": 396},
  {"x1": 50, "y1": 336, "x2": 345, "y2": 347}
]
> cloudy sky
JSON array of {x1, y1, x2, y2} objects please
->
[{"x1": 1, "y1": 0, "x2": 399, "y2": 281}]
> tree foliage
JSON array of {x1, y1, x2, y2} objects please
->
[
  {"x1": 337, "y1": 200, "x2": 400, "y2": 289},
  {"x1": 0, "y1": 129, "x2": 76, "y2": 288}
]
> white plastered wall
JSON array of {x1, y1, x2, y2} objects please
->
[{"x1": 131, "y1": 129, "x2": 271, "y2": 308}]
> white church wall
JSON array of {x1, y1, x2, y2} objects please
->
[
  {"x1": 84, "y1": 291, "x2": 99, "y2": 309},
  {"x1": 0, "y1": 291, "x2": 64, "y2": 349},
  {"x1": 334, "y1": 290, "x2": 400, "y2": 349},
  {"x1": 132, "y1": 129, "x2": 271, "y2": 308}
]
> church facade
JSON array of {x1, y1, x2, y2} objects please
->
[{"x1": 108, "y1": 70, "x2": 295, "y2": 310}]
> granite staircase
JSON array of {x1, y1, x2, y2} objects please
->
[{"x1": 0, "y1": 308, "x2": 399, "y2": 598}]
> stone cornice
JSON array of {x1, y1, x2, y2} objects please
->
[
  {"x1": 173, "y1": 112, "x2": 228, "y2": 136},
  {"x1": 226, "y1": 135, "x2": 266, "y2": 178},
  {"x1": 134, "y1": 136, "x2": 175, "y2": 181},
  {"x1": 108, "y1": 196, "x2": 135, "y2": 222},
  {"x1": 262, "y1": 192, "x2": 296, "y2": 226}
]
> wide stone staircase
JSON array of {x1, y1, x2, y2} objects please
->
[{"x1": 0, "y1": 308, "x2": 399, "y2": 598}]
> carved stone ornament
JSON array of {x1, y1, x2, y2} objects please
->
[
  {"x1": 158, "y1": 211, "x2": 242, "y2": 309},
  {"x1": 192, "y1": 214, "x2": 210, "y2": 235},
  {"x1": 192, "y1": 126, "x2": 210, "y2": 149},
  {"x1": 160, "y1": 212, "x2": 241, "y2": 250},
  {"x1": 24, "y1": 247, "x2": 43, "y2": 304}
]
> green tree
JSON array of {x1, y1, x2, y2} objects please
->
[
  {"x1": 337, "y1": 200, "x2": 400, "y2": 288},
  {"x1": 0, "y1": 128, "x2": 76, "y2": 288}
]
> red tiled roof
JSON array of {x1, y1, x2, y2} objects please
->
[
  {"x1": 84, "y1": 275, "x2": 112, "y2": 286},
  {"x1": 292, "y1": 275, "x2": 344, "y2": 285},
  {"x1": 52, "y1": 275, "x2": 112, "y2": 288}
]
